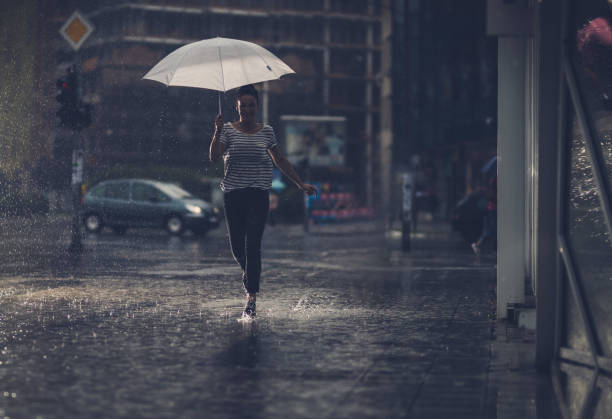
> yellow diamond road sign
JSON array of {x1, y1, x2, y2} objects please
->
[{"x1": 60, "y1": 11, "x2": 94, "y2": 51}]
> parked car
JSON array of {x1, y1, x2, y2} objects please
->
[{"x1": 82, "y1": 179, "x2": 220, "y2": 235}]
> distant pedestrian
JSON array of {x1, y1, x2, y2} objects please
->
[
  {"x1": 209, "y1": 84, "x2": 318, "y2": 319},
  {"x1": 471, "y1": 174, "x2": 497, "y2": 256}
]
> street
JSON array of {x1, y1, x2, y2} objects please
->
[{"x1": 0, "y1": 215, "x2": 558, "y2": 419}]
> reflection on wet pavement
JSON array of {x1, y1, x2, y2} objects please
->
[{"x1": 0, "y1": 217, "x2": 564, "y2": 418}]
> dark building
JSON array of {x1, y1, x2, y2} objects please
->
[
  {"x1": 53, "y1": 0, "x2": 388, "y2": 207},
  {"x1": 0, "y1": 1, "x2": 58, "y2": 188},
  {"x1": 392, "y1": 0, "x2": 498, "y2": 218}
]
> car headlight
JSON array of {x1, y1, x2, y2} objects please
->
[{"x1": 186, "y1": 204, "x2": 202, "y2": 214}]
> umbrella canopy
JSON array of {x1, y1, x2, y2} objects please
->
[{"x1": 142, "y1": 37, "x2": 295, "y2": 92}]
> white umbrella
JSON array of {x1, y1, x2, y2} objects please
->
[{"x1": 142, "y1": 37, "x2": 295, "y2": 112}]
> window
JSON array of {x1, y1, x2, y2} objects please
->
[
  {"x1": 132, "y1": 183, "x2": 171, "y2": 202},
  {"x1": 294, "y1": 19, "x2": 323, "y2": 43},
  {"x1": 563, "y1": 0, "x2": 612, "y2": 358},
  {"x1": 372, "y1": 51, "x2": 381, "y2": 74},
  {"x1": 329, "y1": 79, "x2": 366, "y2": 106},
  {"x1": 104, "y1": 182, "x2": 130, "y2": 200},
  {"x1": 372, "y1": 23, "x2": 381, "y2": 44},
  {"x1": 89, "y1": 184, "x2": 108, "y2": 197},
  {"x1": 330, "y1": 49, "x2": 366, "y2": 76},
  {"x1": 156, "y1": 183, "x2": 193, "y2": 199},
  {"x1": 330, "y1": 20, "x2": 367, "y2": 45}
]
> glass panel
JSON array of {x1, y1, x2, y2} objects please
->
[
  {"x1": 565, "y1": 0, "x2": 612, "y2": 359},
  {"x1": 329, "y1": 49, "x2": 367, "y2": 76},
  {"x1": 563, "y1": 370, "x2": 591, "y2": 418},
  {"x1": 131, "y1": 183, "x2": 158, "y2": 202},
  {"x1": 564, "y1": 273, "x2": 590, "y2": 353},
  {"x1": 104, "y1": 182, "x2": 130, "y2": 200},
  {"x1": 558, "y1": 361, "x2": 612, "y2": 419},
  {"x1": 156, "y1": 183, "x2": 191, "y2": 200},
  {"x1": 593, "y1": 386, "x2": 612, "y2": 419},
  {"x1": 571, "y1": 1, "x2": 612, "y2": 182},
  {"x1": 89, "y1": 184, "x2": 107, "y2": 197},
  {"x1": 566, "y1": 109, "x2": 612, "y2": 357}
]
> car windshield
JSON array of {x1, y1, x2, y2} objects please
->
[{"x1": 156, "y1": 183, "x2": 193, "y2": 199}]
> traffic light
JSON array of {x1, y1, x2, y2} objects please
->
[
  {"x1": 56, "y1": 68, "x2": 92, "y2": 130},
  {"x1": 56, "y1": 69, "x2": 78, "y2": 128}
]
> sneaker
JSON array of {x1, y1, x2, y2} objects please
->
[
  {"x1": 242, "y1": 299, "x2": 256, "y2": 318},
  {"x1": 471, "y1": 243, "x2": 480, "y2": 256}
]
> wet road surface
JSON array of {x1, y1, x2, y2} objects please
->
[{"x1": 0, "y1": 216, "x2": 560, "y2": 418}]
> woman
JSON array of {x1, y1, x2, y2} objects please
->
[{"x1": 209, "y1": 84, "x2": 318, "y2": 319}]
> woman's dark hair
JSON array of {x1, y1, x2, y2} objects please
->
[{"x1": 236, "y1": 84, "x2": 259, "y2": 103}]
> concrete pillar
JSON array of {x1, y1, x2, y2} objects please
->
[
  {"x1": 525, "y1": 37, "x2": 538, "y2": 293},
  {"x1": 534, "y1": 0, "x2": 562, "y2": 371},
  {"x1": 323, "y1": 0, "x2": 330, "y2": 110},
  {"x1": 497, "y1": 37, "x2": 527, "y2": 318},
  {"x1": 380, "y1": 0, "x2": 394, "y2": 226},
  {"x1": 365, "y1": 16, "x2": 373, "y2": 208}
]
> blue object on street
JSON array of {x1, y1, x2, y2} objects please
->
[{"x1": 271, "y1": 169, "x2": 286, "y2": 192}]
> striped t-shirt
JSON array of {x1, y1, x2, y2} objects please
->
[{"x1": 219, "y1": 122, "x2": 278, "y2": 192}]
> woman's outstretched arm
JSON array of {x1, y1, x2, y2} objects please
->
[
  {"x1": 268, "y1": 146, "x2": 318, "y2": 196},
  {"x1": 209, "y1": 114, "x2": 226, "y2": 162}
]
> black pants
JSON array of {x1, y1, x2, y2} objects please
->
[{"x1": 223, "y1": 188, "x2": 269, "y2": 294}]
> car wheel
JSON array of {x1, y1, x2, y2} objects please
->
[
  {"x1": 112, "y1": 226, "x2": 127, "y2": 235},
  {"x1": 165, "y1": 215, "x2": 184, "y2": 235},
  {"x1": 84, "y1": 213, "x2": 103, "y2": 233}
]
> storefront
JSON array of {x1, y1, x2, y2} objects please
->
[{"x1": 489, "y1": 0, "x2": 612, "y2": 415}]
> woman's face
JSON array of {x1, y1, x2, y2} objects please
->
[{"x1": 237, "y1": 94, "x2": 258, "y2": 123}]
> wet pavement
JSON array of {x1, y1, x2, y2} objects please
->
[{"x1": 0, "y1": 215, "x2": 561, "y2": 418}]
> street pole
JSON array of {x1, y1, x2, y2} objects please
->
[
  {"x1": 59, "y1": 11, "x2": 94, "y2": 254},
  {"x1": 262, "y1": 81, "x2": 269, "y2": 125},
  {"x1": 68, "y1": 61, "x2": 84, "y2": 254}
]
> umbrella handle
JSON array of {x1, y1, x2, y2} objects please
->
[{"x1": 218, "y1": 91, "x2": 222, "y2": 115}]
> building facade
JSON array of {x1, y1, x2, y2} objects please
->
[
  {"x1": 489, "y1": 0, "x2": 612, "y2": 414},
  {"x1": 0, "y1": 1, "x2": 57, "y2": 188},
  {"x1": 54, "y1": 0, "x2": 389, "y2": 208}
]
